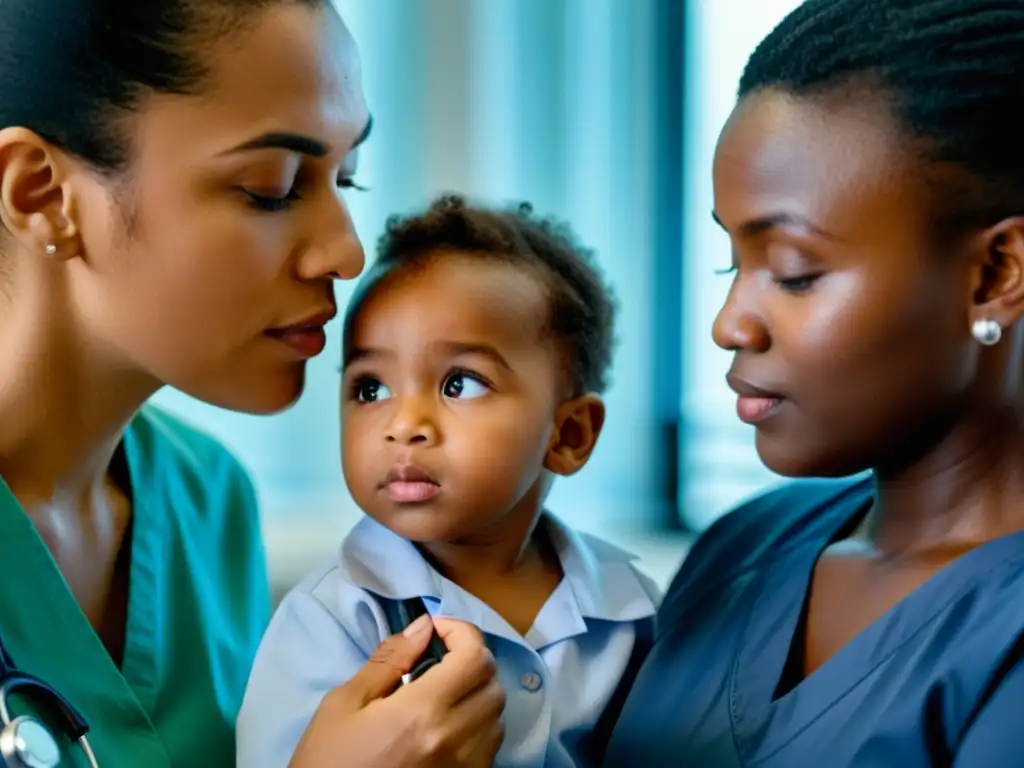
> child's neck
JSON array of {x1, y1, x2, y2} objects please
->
[{"x1": 418, "y1": 513, "x2": 564, "y2": 636}]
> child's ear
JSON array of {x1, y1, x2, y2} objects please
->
[{"x1": 544, "y1": 394, "x2": 605, "y2": 477}]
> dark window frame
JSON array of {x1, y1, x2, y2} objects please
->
[{"x1": 649, "y1": 0, "x2": 688, "y2": 531}]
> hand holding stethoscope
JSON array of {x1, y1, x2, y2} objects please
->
[{"x1": 0, "y1": 631, "x2": 97, "y2": 767}]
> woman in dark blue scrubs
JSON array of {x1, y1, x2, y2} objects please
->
[{"x1": 603, "y1": 1, "x2": 1024, "y2": 765}]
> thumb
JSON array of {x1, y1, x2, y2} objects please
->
[
  {"x1": 346, "y1": 615, "x2": 434, "y2": 706},
  {"x1": 431, "y1": 617, "x2": 486, "y2": 652}
]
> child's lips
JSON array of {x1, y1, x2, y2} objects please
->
[
  {"x1": 381, "y1": 463, "x2": 440, "y2": 503},
  {"x1": 385, "y1": 480, "x2": 441, "y2": 503}
]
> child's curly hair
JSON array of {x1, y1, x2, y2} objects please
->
[{"x1": 351, "y1": 193, "x2": 617, "y2": 395}]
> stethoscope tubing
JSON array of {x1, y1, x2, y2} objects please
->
[{"x1": 0, "y1": 636, "x2": 98, "y2": 768}]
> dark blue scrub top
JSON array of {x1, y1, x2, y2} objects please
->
[{"x1": 602, "y1": 478, "x2": 1024, "y2": 767}]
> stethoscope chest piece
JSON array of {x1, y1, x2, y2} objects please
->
[{"x1": 0, "y1": 716, "x2": 60, "y2": 768}]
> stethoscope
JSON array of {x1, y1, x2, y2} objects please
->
[
  {"x1": 380, "y1": 598, "x2": 448, "y2": 687},
  {"x1": 0, "y1": 632, "x2": 97, "y2": 768}
]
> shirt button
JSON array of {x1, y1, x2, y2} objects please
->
[{"x1": 520, "y1": 671, "x2": 543, "y2": 692}]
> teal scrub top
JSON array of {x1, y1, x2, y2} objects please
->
[{"x1": 0, "y1": 404, "x2": 271, "y2": 767}]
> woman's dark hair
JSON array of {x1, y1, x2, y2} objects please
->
[
  {"x1": 739, "y1": 0, "x2": 1024, "y2": 235},
  {"x1": 0, "y1": 0, "x2": 325, "y2": 174},
  {"x1": 345, "y1": 194, "x2": 618, "y2": 396}
]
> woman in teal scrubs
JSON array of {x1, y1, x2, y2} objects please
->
[{"x1": 0, "y1": 1, "x2": 504, "y2": 766}]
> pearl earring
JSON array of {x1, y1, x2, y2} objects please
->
[
  {"x1": 972, "y1": 317, "x2": 1002, "y2": 346},
  {"x1": 43, "y1": 243, "x2": 57, "y2": 255}
]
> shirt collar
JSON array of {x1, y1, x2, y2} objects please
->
[{"x1": 338, "y1": 513, "x2": 657, "y2": 626}]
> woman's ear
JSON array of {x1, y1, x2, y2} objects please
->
[
  {"x1": 0, "y1": 126, "x2": 79, "y2": 260},
  {"x1": 543, "y1": 393, "x2": 606, "y2": 477},
  {"x1": 969, "y1": 217, "x2": 1024, "y2": 332}
]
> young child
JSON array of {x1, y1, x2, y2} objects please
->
[{"x1": 237, "y1": 195, "x2": 661, "y2": 767}]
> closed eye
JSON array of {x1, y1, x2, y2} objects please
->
[
  {"x1": 241, "y1": 187, "x2": 301, "y2": 212},
  {"x1": 774, "y1": 274, "x2": 821, "y2": 293}
]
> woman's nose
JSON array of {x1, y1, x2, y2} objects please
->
[
  {"x1": 711, "y1": 276, "x2": 770, "y2": 353},
  {"x1": 296, "y1": 194, "x2": 366, "y2": 281}
]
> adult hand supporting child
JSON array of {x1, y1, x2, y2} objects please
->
[{"x1": 288, "y1": 616, "x2": 506, "y2": 768}]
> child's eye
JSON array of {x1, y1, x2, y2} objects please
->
[
  {"x1": 441, "y1": 372, "x2": 489, "y2": 400},
  {"x1": 354, "y1": 377, "x2": 392, "y2": 403}
]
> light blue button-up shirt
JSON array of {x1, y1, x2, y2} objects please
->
[{"x1": 237, "y1": 514, "x2": 661, "y2": 768}]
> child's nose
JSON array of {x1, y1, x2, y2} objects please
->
[{"x1": 384, "y1": 398, "x2": 440, "y2": 446}]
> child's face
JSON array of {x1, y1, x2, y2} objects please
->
[{"x1": 341, "y1": 253, "x2": 597, "y2": 544}]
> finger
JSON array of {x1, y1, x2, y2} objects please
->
[
  {"x1": 454, "y1": 720, "x2": 505, "y2": 767},
  {"x1": 345, "y1": 615, "x2": 434, "y2": 706},
  {"x1": 404, "y1": 627, "x2": 497, "y2": 708},
  {"x1": 392, "y1": 675, "x2": 505, "y2": 765},
  {"x1": 432, "y1": 675, "x2": 507, "y2": 749},
  {"x1": 431, "y1": 617, "x2": 485, "y2": 652}
]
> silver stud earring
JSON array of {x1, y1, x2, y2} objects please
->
[
  {"x1": 43, "y1": 243, "x2": 57, "y2": 255},
  {"x1": 972, "y1": 317, "x2": 1002, "y2": 346}
]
